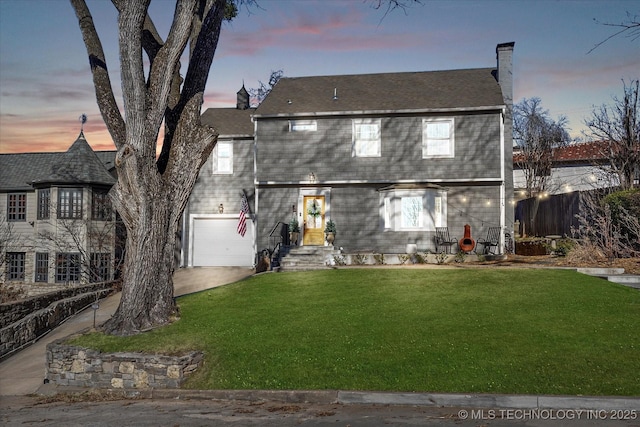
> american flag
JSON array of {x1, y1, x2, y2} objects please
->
[{"x1": 237, "y1": 194, "x2": 249, "y2": 237}]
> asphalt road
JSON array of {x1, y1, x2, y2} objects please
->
[{"x1": 2, "y1": 394, "x2": 639, "y2": 427}]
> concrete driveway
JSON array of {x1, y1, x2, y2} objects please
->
[{"x1": 0, "y1": 267, "x2": 254, "y2": 396}]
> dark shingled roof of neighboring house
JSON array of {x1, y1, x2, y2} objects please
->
[
  {"x1": 0, "y1": 132, "x2": 116, "y2": 192},
  {"x1": 200, "y1": 108, "x2": 256, "y2": 137},
  {"x1": 254, "y1": 68, "x2": 505, "y2": 117}
]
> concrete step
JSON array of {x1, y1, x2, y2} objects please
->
[
  {"x1": 607, "y1": 275, "x2": 640, "y2": 288},
  {"x1": 280, "y1": 246, "x2": 340, "y2": 271},
  {"x1": 577, "y1": 267, "x2": 625, "y2": 276}
]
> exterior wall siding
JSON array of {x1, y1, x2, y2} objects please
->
[
  {"x1": 183, "y1": 138, "x2": 255, "y2": 265},
  {"x1": 256, "y1": 112, "x2": 502, "y2": 184},
  {"x1": 256, "y1": 184, "x2": 503, "y2": 254}
]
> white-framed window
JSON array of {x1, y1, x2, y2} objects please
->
[
  {"x1": 401, "y1": 196, "x2": 423, "y2": 229},
  {"x1": 382, "y1": 189, "x2": 446, "y2": 231},
  {"x1": 212, "y1": 141, "x2": 233, "y2": 174},
  {"x1": 423, "y1": 118, "x2": 454, "y2": 158},
  {"x1": 289, "y1": 120, "x2": 317, "y2": 132},
  {"x1": 353, "y1": 119, "x2": 381, "y2": 157}
]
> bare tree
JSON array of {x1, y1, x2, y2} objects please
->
[
  {"x1": 588, "y1": 11, "x2": 640, "y2": 54},
  {"x1": 37, "y1": 215, "x2": 119, "y2": 284},
  {"x1": 514, "y1": 97, "x2": 571, "y2": 198},
  {"x1": 584, "y1": 79, "x2": 640, "y2": 190},
  {"x1": 70, "y1": 0, "x2": 421, "y2": 336},
  {"x1": 247, "y1": 69, "x2": 283, "y2": 107},
  {"x1": 571, "y1": 191, "x2": 640, "y2": 261}
]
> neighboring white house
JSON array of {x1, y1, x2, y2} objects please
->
[{"x1": 513, "y1": 140, "x2": 619, "y2": 200}]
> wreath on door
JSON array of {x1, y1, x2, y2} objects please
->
[{"x1": 307, "y1": 200, "x2": 321, "y2": 218}]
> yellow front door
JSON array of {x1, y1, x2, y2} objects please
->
[{"x1": 303, "y1": 196, "x2": 325, "y2": 245}]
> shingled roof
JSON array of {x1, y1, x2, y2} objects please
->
[
  {"x1": 254, "y1": 68, "x2": 505, "y2": 117},
  {"x1": 0, "y1": 132, "x2": 116, "y2": 192},
  {"x1": 513, "y1": 141, "x2": 610, "y2": 165},
  {"x1": 200, "y1": 107, "x2": 255, "y2": 137}
]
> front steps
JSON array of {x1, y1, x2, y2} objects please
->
[
  {"x1": 279, "y1": 246, "x2": 341, "y2": 271},
  {"x1": 576, "y1": 268, "x2": 640, "y2": 290}
]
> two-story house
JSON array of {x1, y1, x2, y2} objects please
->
[
  {"x1": 182, "y1": 42, "x2": 515, "y2": 266},
  {"x1": 0, "y1": 132, "x2": 119, "y2": 284}
]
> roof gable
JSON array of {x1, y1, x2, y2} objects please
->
[{"x1": 254, "y1": 68, "x2": 505, "y2": 117}]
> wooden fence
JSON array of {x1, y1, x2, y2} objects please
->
[{"x1": 515, "y1": 191, "x2": 582, "y2": 238}]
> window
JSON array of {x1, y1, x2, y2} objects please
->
[
  {"x1": 35, "y1": 253, "x2": 49, "y2": 282},
  {"x1": 212, "y1": 141, "x2": 233, "y2": 174},
  {"x1": 423, "y1": 118, "x2": 455, "y2": 158},
  {"x1": 92, "y1": 189, "x2": 112, "y2": 220},
  {"x1": 7, "y1": 193, "x2": 26, "y2": 221},
  {"x1": 289, "y1": 120, "x2": 317, "y2": 132},
  {"x1": 7, "y1": 252, "x2": 25, "y2": 281},
  {"x1": 37, "y1": 189, "x2": 50, "y2": 220},
  {"x1": 382, "y1": 189, "x2": 446, "y2": 231},
  {"x1": 401, "y1": 196, "x2": 423, "y2": 229},
  {"x1": 90, "y1": 253, "x2": 110, "y2": 282},
  {"x1": 56, "y1": 253, "x2": 80, "y2": 283},
  {"x1": 353, "y1": 119, "x2": 381, "y2": 157},
  {"x1": 58, "y1": 188, "x2": 83, "y2": 219}
]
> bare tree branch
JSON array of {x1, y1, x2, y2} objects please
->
[
  {"x1": 70, "y1": 0, "x2": 126, "y2": 148},
  {"x1": 587, "y1": 11, "x2": 640, "y2": 54}
]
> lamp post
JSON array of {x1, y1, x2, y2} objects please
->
[{"x1": 91, "y1": 303, "x2": 100, "y2": 329}]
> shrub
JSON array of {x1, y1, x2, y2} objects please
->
[{"x1": 352, "y1": 254, "x2": 368, "y2": 265}]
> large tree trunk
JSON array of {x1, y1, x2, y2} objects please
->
[{"x1": 103, "y1": 185, "x2": 178, "y2": 335}]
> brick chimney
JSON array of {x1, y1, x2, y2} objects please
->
[{"x1": 496, "y1": 42, "x2": 515, "y2": 108}]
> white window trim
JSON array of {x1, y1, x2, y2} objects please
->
[
  {"x1": 212, "y1": 140, "x2": 233, "y2": 175},
  {"x1": 423, "y1": 118, "x2": 455, "y2": 159},
  {"x1": 352, "y1": 118, "x2": 381, "y2": 158},
  {"x1": 381, "y1": 189, "x2": 446, "y2": 232}
]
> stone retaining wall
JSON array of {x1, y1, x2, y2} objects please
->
[
  {"x1": 46, "y1": 340, "x2": 203, "y2": 389},
  {"x1": 0, "y1": 283, "x2": 115, "y2": 359},
  {"x1": 0, "y1": 282, "x2": 115, "y2": 327}
]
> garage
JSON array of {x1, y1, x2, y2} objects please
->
[{"x1": 190, "y1": 215, "x2": 254, "y2": 267}]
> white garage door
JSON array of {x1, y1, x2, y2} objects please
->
[{"x1": 191, "y1": 217, "x2": 254, "y2": 266}]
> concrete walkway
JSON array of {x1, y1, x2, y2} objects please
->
[{"x1": 0, "y1": 267, "x2": 253, "y2": 396}]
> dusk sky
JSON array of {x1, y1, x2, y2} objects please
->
[{"x1": 0, "y1": 0, "x2": 638, "y2": 154}]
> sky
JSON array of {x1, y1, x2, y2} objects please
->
[{"x1": 0, "y1": 0, "x2": 638, "y2": 154}]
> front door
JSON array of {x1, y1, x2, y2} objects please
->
[{"x1": 303, "y1": 195, "x2": 325, "y2": 245}]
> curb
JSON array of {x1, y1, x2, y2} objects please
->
[{"x1": 36, "y1": 385, "x2": 640, "y2": 410}]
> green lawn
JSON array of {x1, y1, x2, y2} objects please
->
[{"x1": 71, "y1": 269, "x2": 640, "y2": 395}]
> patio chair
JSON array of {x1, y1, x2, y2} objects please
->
[
  {"x1": 476, "y1": 226, "x2": 501, "y2": 254},
  {"x1": 435, "y1": 227, "x2": 457, "y2": 254}
]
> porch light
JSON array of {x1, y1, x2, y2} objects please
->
[{"x1": 218, "y1": 203, "x2": 224, "y2": 214}]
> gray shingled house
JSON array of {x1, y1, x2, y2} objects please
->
[
  {"x1": 183, "y1": 42, "x2": 515, "y2": 267},
  {"x1": 0, "y1": 132, "x2": 119, "y2": 284}
]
